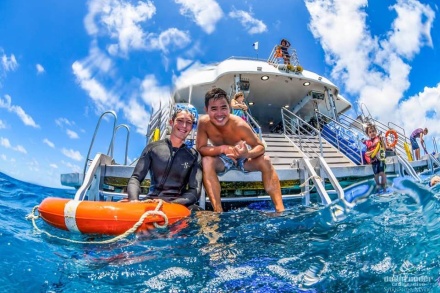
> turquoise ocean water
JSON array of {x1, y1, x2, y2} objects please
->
[{"x1": 1, "y1": 171, "x2": 440, "y2": 292}]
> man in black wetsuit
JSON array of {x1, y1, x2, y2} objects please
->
[{"x1": 127, "y1": 107, "x2": 202, "y2": 209}]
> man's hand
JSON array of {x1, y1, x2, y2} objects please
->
[
  {"x1": 221, "y1": 145, "x2": 239, "y2": 162},
  {"x1": 234, "y1": 141, "x2": 249, "y2": 159}
]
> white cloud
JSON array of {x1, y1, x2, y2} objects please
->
[
  {"x1": 396, "y1": 83, "x2": 440, "y2": 137},
  {"x1": 0, "y1": 94, "x2": 40, "y2": 128},
  {"x1": 61, "y1": 148, "x2": 83, "y2": 161},
  {"x1": 43, "y1": 138, "x2": 55, "y2": 148},
  {"x1": 175, "y1": 0, "x2": 223, "y2": 34},
  {"x1": 176, "y1": 57, "x2": 193, "y2": 71},
  {"x1": 1, "y1": 52, "x2": 18, "y2": 72},
  {"x1": 66, "y1": 129, "x2": 79, "y2": 139},
  {"x1": 0, "y1": 137, "x2": 27, "y2": 154},
  {"x1": 72, "y1": 61, "x2": 122, "y2": 113},
  {"x1": 27, "y1": 158, "x2": 40, "y2": 172},
  {"x1": 61, "y1": 160, "x2": 82, "y2": 173},
  {"x1": 85, "y1": 0, "x2": 156, "y2": 56},
  {"x1": 0, "y1": 119, "x2": 6, "y2": 129},
  {"x1": 140, "y1": 75, "x2": 171, "y2": 113},
  {"x1": 55, "y1": 117, "x2": 75, "y2": 127},
  {"x1": 228, "y1": 9, "x2": 267, "y2": 34},
  {"x1": 0, "y1": 137, "x2": 11, "y2": 148},
  {"x1": 1, "y1": 154, "x2": 6, "y2": 161},
  {"x1": 305, "y1": 0, "x2": 435, "y2": 133},
  {"x1": 148, "y1": 28, "x2": 191, "y2": 53},
  {"x1": 36, "y1": 64, "x2": 45, "y2": 74},
  {"x1": 122, "y1": 98, "x2": 151, "y2": 135},
  {"x1": 120, "y1": 74, "x2": 170, "y2": 135},
  {"x1": 50, "y1": 163, "x2": 58, "y2": 169}
]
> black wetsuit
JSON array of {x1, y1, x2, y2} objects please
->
[{"x1": 127, "y1": 138, "x2": 202, "y2": 206}]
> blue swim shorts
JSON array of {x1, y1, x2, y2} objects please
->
[
  {"x1": 218, "y1": 154, "x2": 248, "y2": 175},
  {"x1": 410, "y1": 137, "x2": 419, "y2": 150}
]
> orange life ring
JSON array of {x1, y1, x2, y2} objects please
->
[
  {"x1": 385, "y1": 129, "x2": 398, "y2": 148},
  {"x1": 38, "y1": 197, "x2": 190, "y2": 235}
]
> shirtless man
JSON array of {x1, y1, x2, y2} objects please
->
[{"x1": 196, "y1": 87, "x2": 285, "y2": 213}]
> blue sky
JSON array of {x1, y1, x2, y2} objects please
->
[{"x1": 0, "y1": 0, "x2": 438, "y2": 188}]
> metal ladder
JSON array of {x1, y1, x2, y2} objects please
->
[{"x1": 281, "y1": 108, "x2": 349, "y2": 207}]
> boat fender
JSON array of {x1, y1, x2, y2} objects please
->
[
  {"x1": 152, "y1": 128, "x2": 160, "y2": 142},
  {"x1": 404, "y1": 142, "x2": 413, "y2": 161}
]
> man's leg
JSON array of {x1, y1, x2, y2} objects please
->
[
  {"x1": 202, "y1": 156, "x2": 225, "y2": 212},
  {"x1": 415, "y1": 148, "x2": 420, "y2": 160},
  {"x1": 245, "y1": 155, "x2": 285, "y2": 212}
]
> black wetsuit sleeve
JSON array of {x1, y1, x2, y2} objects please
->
[
  {"x1": 127, "y1": 146, "x2": 151, "y2": 201},
  {"x1": 170, "y1": 151, "x2": 202, "y2": 206}
]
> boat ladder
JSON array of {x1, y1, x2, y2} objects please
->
[{"x1": 396, "y1": 154, "x2": 421, "y2": 182}]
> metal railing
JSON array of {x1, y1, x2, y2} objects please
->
[
  {"x1": 146, "y1": 100, "x2": 172, "y2": 144},
  {"x1": 245, "y1": 111, "x2": 263, "y2": 142},
  {"x1": 267, "y1": 45, "x2": 302, "y2": 72},
  {"x1": 281, "y1": 108, "x2": 323, "y2": 158}
]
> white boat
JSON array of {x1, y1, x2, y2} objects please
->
[{"x1": 61, "y1": 42, "x2": 440, "y2": 210}]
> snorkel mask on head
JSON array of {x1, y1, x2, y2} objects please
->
[
  {"x1": 173, "y1": 103, "x2": 198, "y2": 130},
  {"x1": 172, "y1": 103, "x2": 199, "y2": 148}
]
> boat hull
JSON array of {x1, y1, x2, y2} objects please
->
[{"x1": 38, "y1": 197, "x2": 191, "y2": 235}]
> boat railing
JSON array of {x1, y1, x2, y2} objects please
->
[
  {"x1": 433, "y1": 137, "x2": 440, "y2": 154},
  {"x1": 114, "y1": 124, "x2": 130, "y2": 165},
  {"x1": 364, "y1": 116, "x2": 409, "y2": 159},
  {"x1": 315, "y1": 110, "x2": 363, "y2": 165},
  {"x1": 83, "y1": 110, "x2": 117, "y2": 176},
  {"x1": 75, "y1": 153, "x2": 114, "y2": 201},
  {"x1": 146, "y1": 101, "x2": 172, "y2": 144},
  {"x1": 339, "y1": 113, "x2": 412, "y2": 160},
  {"x1": 267, "y1": 45, "x2": 303, "y2": 73},
  {"x1": 281, "y1": 108, "x2": 323, "y2": 158},
  {"x1": 245, "y1": 111, "x2": 263, "y2": 142}
]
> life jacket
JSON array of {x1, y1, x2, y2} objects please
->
[
  {"x1": 364, "y1": 136, "x2": 384, "y2": 164},
  {"x1": 275, "y1": 47, "x2": 283, "y2": 58}
]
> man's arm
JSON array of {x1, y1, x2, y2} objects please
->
[
  {"x1": 170, "y1": 152, "x2": 202, "y2": 206},
  {"x1": 235, "y1": 124, "x2": 265, "y2": 159},
  {"x1": 420, "y1": 133, "x2": 428, "y2": 154},
  {"x1": 127, "y1": 146, "x2": 151, "y2": 201}
]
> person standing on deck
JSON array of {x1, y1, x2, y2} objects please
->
[
  {"x1": 231, "y1": 92, "x2": 248, "y2": 121},
  {"x1": 126, "y1": 106, "x2": 202, "y2": 210},
  {"x1": 410, "y1": 127, "x2": 428, "y2": 160},
  {"x1": 280, "y1": 39, "x2": 291, "y2": 64},
  {"x1": 196, "y1": 87, "x2": 285, "y2": 213}
]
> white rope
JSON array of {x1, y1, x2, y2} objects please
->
[{"x1": 25, "y1": 199, "x2": 169, "y2": 244}]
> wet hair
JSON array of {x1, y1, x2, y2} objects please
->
[
  {"x1": 171, "y1": 108, "x2": 195, "y2": 123},
  {"x1": 364, "y1": 123, "x2": 377, "y2": 135},
  {"x1": 205, "y1": 88, "x2": 229, "y2": 108},
  {"x1": 233, "y1": 92, "x2": 244, "y2": 100}
]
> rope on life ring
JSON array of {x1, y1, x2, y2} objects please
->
[
  {"x1": 385, "y1": 129, "x2": 398, "y2": 148},
  {"x1": 25, "y1": 199, "x2": 169, "y2": 244}
]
